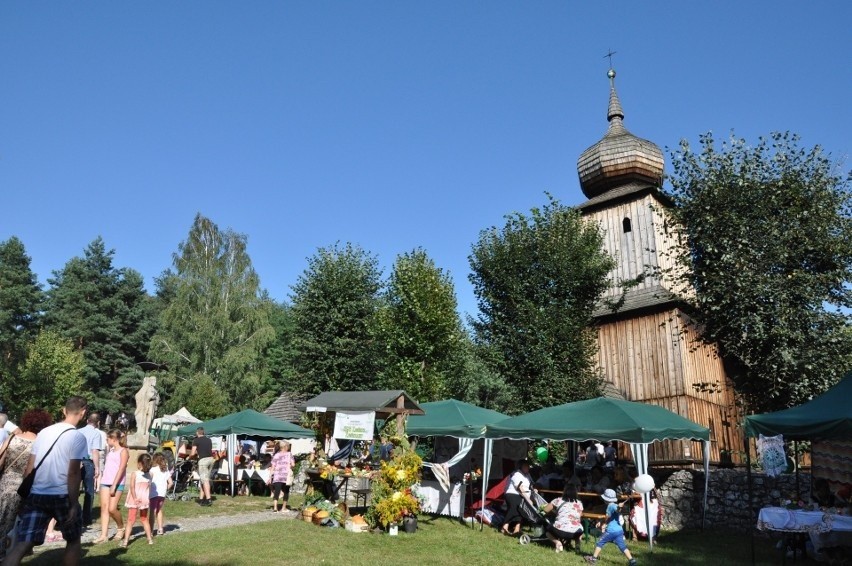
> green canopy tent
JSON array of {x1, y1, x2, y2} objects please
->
[
  {"x1": 407, "y1": 400, "x2": 510, "y2": 523},
  {"x1": 742, "y1": 373, "x2": 852, "y2": 564},
  {"x1": 744, "y1": 373, "x2": 852, "y2": 441},
  {"x1": 485, "y1": 397, "x2": 712, "y2": 548},
  {"x1": 177, "y1": 409, "x2": 315, "y2": 497},
  {"x1": 407, "y1": 399, "x2": 508, "y2": 438}
]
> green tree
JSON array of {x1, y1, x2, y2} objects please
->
[
  {"x1": 445, "y1": 337, "x2": 515, "y2": 413},
  {"x1": 375, "y1": 249, "x2": 465, "y2": 402},
  {"x1": 664, "y1": 132, "x2": 852, "y2": 412},
  {"x1": 0, "y1": 237, "x2": 44, "y2": 396},
  {"x1": 290, "y1": 243, "x2": 382, "y2": 394},
  {"x1": 150, "y1": 214, "x2": 275, "y2": 414},
  {"x1": 169, "y1": 373, "x2": 230, "y2": 421},
  {"x1": 45, "y1": 238, "x2": 157, "y2": 414},
  {"x1": 15, "y1": 330, "x2": 85, "y2": 418},
  {"x1": 256, "y1": 300, "x2": 298, "y2": 408},
  {"x1": 469, "y1": 196, "x2": 614, "y2": 413}
]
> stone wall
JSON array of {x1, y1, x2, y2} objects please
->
[{"x1": 653, "y1": 468, "x2": 811, "y2": 531}]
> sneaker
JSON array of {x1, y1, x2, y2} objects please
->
[
  {"x1": 628, "y1": 560, "x2": 638, "y2": 566},
  {"x1": 584, "y1": 558, "x2": 598, "y2": 564}
]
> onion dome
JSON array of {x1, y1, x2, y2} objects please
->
[{"x1": 577, "y1": 69, "x2": 664, "y2": 199}]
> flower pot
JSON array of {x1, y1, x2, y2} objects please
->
[
  {"x1": 388, "y1": 523, "x2": 399, "y2": 536},
  {"x1": 403, "y1": 515, "x2": 417, "y2": 534}
]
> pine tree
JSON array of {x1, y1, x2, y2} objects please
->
[
  {"x1": 0, "y1": 236, "x2": 45, "y2": 410},
  {"x1": 45, "y1": 238, "x2": 157, "y2": 414}
]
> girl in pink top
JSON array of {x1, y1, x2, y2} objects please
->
[
  {"x1": 94, "y1": 429, "x2": 128, "y2": 544},
  {"x1": 121, "y1": 453, "x2": 154, "y2": 547},
  {"x1": 268, "y1": 441, "x2": 295, "y2": 512}
]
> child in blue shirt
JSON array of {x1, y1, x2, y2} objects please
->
[{"x1": 585, "y1": 489, "x2": 637, "y2": 565}]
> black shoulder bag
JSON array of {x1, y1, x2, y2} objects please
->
[{"x1": 17, "y1": 428, "x2": 74, "y2": 498}]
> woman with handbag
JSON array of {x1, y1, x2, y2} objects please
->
[
  {"x1": 268, "y1": 441, "x2": 295, "y2": 513},
  {"x1": 0, "y1": 409, "x2": 53, "y2": 560}
]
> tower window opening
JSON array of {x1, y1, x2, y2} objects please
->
[{"x1": 622, "y1": 217, "x2": 632, "y2": 233}]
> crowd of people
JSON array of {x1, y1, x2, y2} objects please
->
[{"x1": 0, "y1": 397, "x2": 176, "y2": 565}]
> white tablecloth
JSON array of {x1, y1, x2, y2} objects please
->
[
  {"x1": 238, "y1": 469, "x2": 271, "y2": 483},
  {"x1": 757, "y1": 507, "x2": 832, "y2": 533},
  {"x1": 758, "y1": 507, "x2": 852, "y2": 557},
  {"x1": 414, "y1": 480, "x2": 466, "y2": 518}
]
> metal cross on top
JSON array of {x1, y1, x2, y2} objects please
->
[{"x1": 604, "y1": 49, "x2": 617, "y2": 68}]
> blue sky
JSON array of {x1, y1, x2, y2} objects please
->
[{"x1": 2, "y1": 2, "x2": 850, "y2": 319}]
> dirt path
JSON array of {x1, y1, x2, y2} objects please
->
[{"x1": 37, "y1": 508, "x2": 299, "y2": 550}]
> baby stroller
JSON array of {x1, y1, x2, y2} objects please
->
[
  {"x1": 516, "y1": 491, "x2": 549, "y2": 544},
  {"x1": 517, "y1": 491, "x2": 583, "y2": 553},
  {"x1": 167, "y1": 458, "x2": 199, "y2": 501}
]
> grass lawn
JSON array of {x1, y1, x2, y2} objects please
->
[{"x1": 26, "y1": 504, "x2": 795, "y2": 565}]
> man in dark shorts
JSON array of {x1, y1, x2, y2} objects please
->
[
  {"x1": 5, "y1": 396, "x2": 89, "y2": 566},
  {"x1": 189, "y1": 427, "x2": 214, "y2": 506}
]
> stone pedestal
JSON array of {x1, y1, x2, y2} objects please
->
[{"x1": 126, "y1": 434, "x2": 150, "y2": 470}]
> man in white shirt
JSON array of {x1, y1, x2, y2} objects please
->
[
  {"x1": 78, "y1": 412, "x2": 104, "y2": 527},
  {"x1": 5, "y1": 396, "x2": 89, "y2": 566},
  {"x1": 0, "y1": 410, "x2": 22, "y2": 445}
]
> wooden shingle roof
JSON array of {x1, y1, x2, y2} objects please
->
[
  {"x1": 577, "y1": 69, "x2": 664, "y2": 199},
  {"x1": 264, "y1": 392, "x2": 309, "y2": 423}
]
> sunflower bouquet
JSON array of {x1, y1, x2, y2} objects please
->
[{"x1": 366, "y1": 450, "x2": 423, "y2": 527}]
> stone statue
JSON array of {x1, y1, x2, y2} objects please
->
[{"x1": 132, "y1": 375, "x2": 159, "y2": 444}]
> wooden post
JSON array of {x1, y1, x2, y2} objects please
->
[
  {"x1": 745, "y1": 433, "x2": 755, "y2": 565},
  {"x1": 396, "y1": 395, "x2": 405, "y2": 436}
]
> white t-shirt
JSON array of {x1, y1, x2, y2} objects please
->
[
  {"x1": 506, "y1": 471, "x2": 531, "y2": 495},
  {"x1": 149, "y1": 466, "x2": 170, "y2": 498},
  {"x1": 0, "y1": 420, "x2": 17, "y2": 444},
  {"x1": 31, "y1": 422, "x2": 88, "y2": 496},
  {"x1": 98, "y1": 430, "x2": 108, "y2": 466}
]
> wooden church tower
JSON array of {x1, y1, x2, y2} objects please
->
[{"x1": 575, "y1": 68, "x2": 738, "y2": 463}]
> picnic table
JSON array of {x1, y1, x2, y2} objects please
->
[{"x1": 538, "y1": 489, "x2": 637, "y2": 540}]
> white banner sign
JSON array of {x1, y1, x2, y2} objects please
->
[{"x1": 333, "y1": 411, "x2": 375, "y2": 441}]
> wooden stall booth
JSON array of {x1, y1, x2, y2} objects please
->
[{"x1": 300, "y1": 390, "x2": 424, "y2": 507}]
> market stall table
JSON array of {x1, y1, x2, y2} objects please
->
[
  {"x1": 757, "y1": 506, "x2": 852, "y2": 562},
  {"x1": 306, "y1": 469, "x2": 371, "y2": 503},
  {"x1": 414, "y1": 480, "x2": 467, "y2": 522},
  {"x1": 238, "y1": 468, "x2": 271, "y2": 495}
]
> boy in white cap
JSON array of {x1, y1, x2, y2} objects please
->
[{"x1": 585, "y1": 488, "x2": 637, "y2": 565}]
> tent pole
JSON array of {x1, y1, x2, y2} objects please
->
[
  {"x1": 794, "y1": 440, "x2": 800, "y2": 501},
  {"x1": 702, "y1": 439, "x2": 710, "y2": 530},
  {"x1": 744, "y1": 432, "x2": 754, "y2": 565},
  {"x1": 228, "y1": 433, "x2": 237, "y2": 498},
  {"x1": 480, "y1": 439, "x2": 492, "y2": 532}
]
